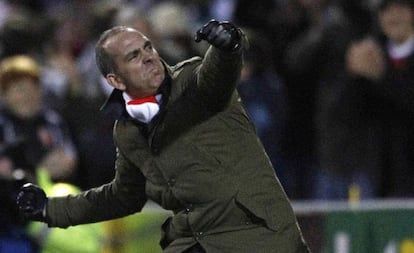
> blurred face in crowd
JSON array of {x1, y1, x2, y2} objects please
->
[
  {"x1": 379, "y1": 2, "x2": 414, "y2": 44},
  {"x1": 104, "y1": 28, "x2": 165, "y2": 98},
  {"x1": 2, "y1": 76, "x2": 42, "y2": 118}
]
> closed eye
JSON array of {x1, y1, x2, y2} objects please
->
[
  {"x1": 128, "y1": 50, "x2": 139, "y2": 61},
  {"x1": 125, "y1": 41, "x2": 153, "y2": 61},
  {"x1": 144, "y1": 41, "x2": 153, "y2": 51},
  {"x1": 125, "y1": 48, "x2": 142, "y2": 62}
]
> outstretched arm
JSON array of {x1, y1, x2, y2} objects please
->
[{"x1": 17, "y1": 151, "x2": 147, "y2": 228}]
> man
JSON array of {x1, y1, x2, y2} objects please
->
[
  {"x1": 346, "y1": 0, "x2": 414, "y2": 197},
  {"x1": 16, "y1": 20, "x2": 310, "y2": 252},
  {"x1": 0, "y1": 55, "x2": 78, "y2": 253},
  {"x1": 0, "y1": 55, "x2": 77, "y2": 183}
]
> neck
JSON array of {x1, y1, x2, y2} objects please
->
[{"x1": 388, "y1": 33, "x2": 414, "y2": 59}]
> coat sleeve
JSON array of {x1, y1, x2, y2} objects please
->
[
  {"x1": 194, "y1": 35, "x2": 246, "y2": 112},
  {"x1": 45, "y1": 150, "x2": 147, "y2": 228}
]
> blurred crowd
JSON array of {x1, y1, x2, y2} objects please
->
[{"x1": 0, "y1": 0, "x2": 413, "y2": 251}]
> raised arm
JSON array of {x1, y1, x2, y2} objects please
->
[{"x1": 193, "y1": 20, "x2": 246, "y2": 111}]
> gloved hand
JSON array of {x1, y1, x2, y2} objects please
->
[
  {"x1": 16, "y1": 183, "x2": 48, "y2": 222},
  {"x1": 195, "y1": 20, "x2": 242, "y2": 51}
]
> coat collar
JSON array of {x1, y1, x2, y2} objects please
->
[{"x1": 100, "y1": 61, "x2": 173, "y2": 120}]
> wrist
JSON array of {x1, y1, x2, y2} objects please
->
[{"x1": 42, "y1": 204, "x2": 47, "y2": 219}]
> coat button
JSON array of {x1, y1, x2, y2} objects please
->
[
  {"x1": 167, "y1": 178, "x2": 176, "y2": 187},
  {"x1": 185, "y1": 204, "x2": 193, "y2": 213},
  {"x1": 194, "y1": 231, "x2": 204, "y2": 240}
]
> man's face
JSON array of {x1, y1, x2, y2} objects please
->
[
  {"x1": 379, "y1": 3, "x2": 414, "y2": 44},
  {"x1": 105, "y1": 29, "x2": 165, "y2": 98},
  {"x1": 3, "y1": 77, "x2": 42, "y2": 118}
]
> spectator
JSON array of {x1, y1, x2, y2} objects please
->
[
  {"x1": 237, "y1": 29, "x2": 290, "y2": 195},
  {"x1": 282, "y1": 0, "x2": 337, "y2": 199},
  {"x1": 0, "y1": 9, "x2": 49, "y2": 59},
  {"x1": 148, "y1": 1, "x2": 200, "y2": 64},
  {"x1": 233, "y1": 0, "x2": 321, "y2": 199},
  {"x1": 0, "y1": 55, "x2": 77, "y2": 253},
  {"x1": 285, "y1": 0, "x2": 380, "y2": 199},
  {"x1": 358, "y1": 0, "x2": 414, "y2": 197},
  {"x1": 61, "y1": 1, "x2": 118, "y2": 189},
  {"x1": 318, "y1": 0, "x2": 414, "y2": 198},
  {"x1": 0, "y1": 55, "x2": 77, "y2": 183}
]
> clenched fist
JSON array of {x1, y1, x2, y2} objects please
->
[
  {"x1": 195, "y1": 20, "x2": 242, "y2": 51},
  {"x1": 16, "y1": 183, "x2": 48, "y2": 222},
  {"x1": 346, "y1": 38, "x2": 385, "y2": 80}
]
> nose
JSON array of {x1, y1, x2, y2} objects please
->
[{"x1": 142, "y1": 50, "x2": 154, "y2": 64}]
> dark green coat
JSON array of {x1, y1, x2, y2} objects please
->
[{"x1": 46, "y1": 44, "x2": 310, "y2": 252}]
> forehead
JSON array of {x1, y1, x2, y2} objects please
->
[
  {"x1": 3, "y1": 76, "x2": 39, "y2": 93},
  {"x1": 104, "y1": 29, "x2": 148, "y2": 55},
  {"x1": 381, "y1": 1, "x2": 413, "y2": 10}
]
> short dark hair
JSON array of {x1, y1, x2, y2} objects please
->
[
  {"x1": 379, "y1": 0, "x2": 414, "y2": 10},
  {"x1": 95, "y1": 26, "x2": 130, "y2": 77}
]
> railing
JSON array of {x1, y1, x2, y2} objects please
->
[{"x1": 292, "y1": 199, "x2": 414, "y2": 253}]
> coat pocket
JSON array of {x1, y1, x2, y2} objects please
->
[
  {"x1": 235, "y1": 191, "x2": 296, "y2": 232},
  {"x1": 160, "y1": 216, "x2": 173, "y2": 249}
]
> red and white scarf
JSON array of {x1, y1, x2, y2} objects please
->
[{"x1": 123, "y1": 92, "x2": 162, "y2": 123}]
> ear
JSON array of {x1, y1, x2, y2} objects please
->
[{"x1": 106, "y1": 74, "x2": 126, "y2": 91}]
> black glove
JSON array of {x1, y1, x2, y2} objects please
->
[
  {"x1": 195, "y1": 20, "x2": 242, "y2": 51},
  {"x1": 16, "y1": 183, "x2": 48, "y2": 222}
]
